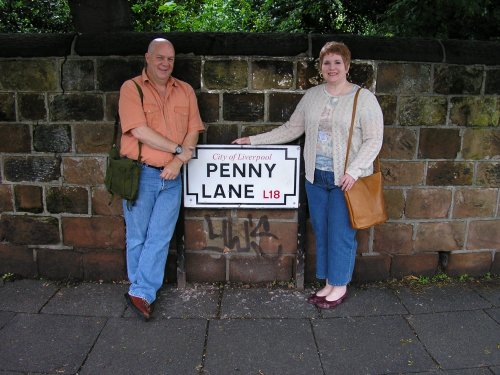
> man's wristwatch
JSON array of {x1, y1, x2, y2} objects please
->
[{"x1": 174, "y1": 145, "x2": 183, "y2": 155}]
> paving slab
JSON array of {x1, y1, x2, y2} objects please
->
[
  {"x1": 0, "y1": 279, "x2": 58, "y2": 313},
  {"x1": 41, "y1": 282, "x2": 129, "y2": 317},
  {"x1": 474, "y1": 282, "x2": 500, "y2": 307},
  {"x1": 204, "y1": 319, "x2": 322, "y2": 375},
  {"x1": 313, "y1": 315, "x2": 437, "y2": 374},
  {"x1": 440, "y1": 368, "x2": 497, "y2": 374},
  {"x1": 320, "y1": 286, "x2": 408, "y2": 318},
  {"x1": 0, "y1": 312, "x2": 15, "y2": 329},
  {"x1": 79, "y1": 317, "x2": 206, "y2": 375},
  {"x1": 123, "y1": 283, "x2": 220, "y2": 319},
  {"x1": 485, "y1": 308, "x2": 500, "y2": 324},
  {"x1": 220, "y1": 287, "x2": 318, "y2": 319},
  {"x1": 0, "y1": 313, "x2": 105, "y2": 374},
  {"x1": 396, "y1": 285, "x2": 492, "y2": 314},
  {"x1": 491, "y1": 366, "x2": 500, "y2": 374},
  {"x1": 154, "y1": 283, "x2": 220, "y2": 319},
  {"x1": 407, "y1": 310, "x2": 500, "y2": 369}
]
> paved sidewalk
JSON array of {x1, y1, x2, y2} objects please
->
[{"x1": 0, "y1": 278, "x2": 499, "y2": 375}]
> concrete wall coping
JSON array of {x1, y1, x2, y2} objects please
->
[{"x1": 1, "y1": 32, "x2": 499, "y2": 65}]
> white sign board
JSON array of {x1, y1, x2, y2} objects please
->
[{"x1": 183, "y1": 145, "x2": 301, "y2": 208}]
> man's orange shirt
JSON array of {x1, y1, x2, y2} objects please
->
[{"x1": 119, "y1": 69, "x2": 204, "y2": 167}]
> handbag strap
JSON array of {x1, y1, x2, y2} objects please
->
[
  {"x1": 112, "y1": 79, "x2": 144, "y2": 163},
  {"x1": 343, "y1": 87, "x2": 381, "y2": 174}
]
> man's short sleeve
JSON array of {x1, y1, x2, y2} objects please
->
[{"x1": 119, "y1": 79, "x2": 146, "y2": 134}]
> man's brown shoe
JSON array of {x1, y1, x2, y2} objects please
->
[{"x1": 124, "y1": 293, "x2": 151, "y2": 321}]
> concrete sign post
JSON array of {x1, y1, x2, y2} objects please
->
[{"x1": 183, "y1": 145, "x2": 301, "y2": 208}]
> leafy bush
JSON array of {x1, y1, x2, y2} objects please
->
[{"x1": 0, "y1": 0, "x2": 73, "y2": 32}]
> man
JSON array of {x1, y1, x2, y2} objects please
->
[{"x1": 119, "y1": 38, "x2": 204, "y2": 321}]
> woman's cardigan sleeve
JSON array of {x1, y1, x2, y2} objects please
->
[{"x1": 249, "y1": 94, "x2": 307, "y2": 145}]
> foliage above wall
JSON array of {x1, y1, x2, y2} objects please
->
[{"x1": 0, "y1": 0, "x2": 498, "y2": 40}]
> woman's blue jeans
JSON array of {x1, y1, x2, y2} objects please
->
[
  {"x1": 305, "y1": 169, "x2": 357, "y2": 286},
  {"x1": 123, "y1": 165, "x2": 182, "y2": 304}
]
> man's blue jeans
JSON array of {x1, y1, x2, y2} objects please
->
[
  {"x1": 305, "y1": 169, "x2": 357, "y2": 286},
  {"x1": 123, "y1": 165, "x2": 182, "y2": 304}
]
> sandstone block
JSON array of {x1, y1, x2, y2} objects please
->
[
  {"x1": 62, "y1": 157, "x2": 105, "y2": 185},
  {"x1": 0, "y1": 92, "x2": 15, "y2": 121},
  {"x1": 204, "y1": 60, "x2": 247, "y2": 90},
  {"x1": 373, "y1": 223, "x2": 413, "y2": 255},
  {"x1": 197, "y1": 93, "x2": 219, "y2": 123},
  {"x1": 485, "y1": 68, "x2": 500, "y2": 95},
  {"x1": 382, "y1": 161, "x2": 425, "y2": 186},
  {"x1": 352, "y1": 254, "x2": 391, "y2": 283},
  {"x1": 47, "y1": 186, "x2": 89, "y2": 214},
  {"x1": 185, "y1": 252, "x2": 226, "y2": 282},
  {"x1": 62, "y1": 216, "x2": 125, "y2": 249},
  {"x1": 391, "y1": 253, "x2": 439, "y2": 278},
  {"x1": 74, "y1": 123, "x2": 114, "y2": 153},
  {"x1": 105, "y1": 93, "x2": 119, "y2": 121},
  {"x1": 0, "y1": 60, "x2": 58, "y2": 91},
  {"x1": 18, "y1": 93, "x2": 46, "y2": 121},
  {"x1": 433, "y1": 65, "x2": 483, "y2": 95},
  {"x1": 297, "y1": 59, "x2": 321, "y2": 90},
  {"x1": 62, "y1": 59, "x2": 95, "y2": 91},
  {"x1": 380, "y1": 127, "x2": 417, "y2": 160},
  {"x1": 467, "y1": 220, "x2": 500, "y2": 250},
  {"x1": 377, "y1": 63, "x2": 431, "y2": 94},
  {"x1": 405, "y1": 188, "x2": 452, "y2": 219},
  {"x1": 350, "y1": 62, "x2": 375, "y2": 90},
  {"x1": 229, "y1": 255, "x2": 293, "y2": 282},
  {"x1": 33, "y1": 124, "x2": 72, "y2": 153},
  {"x1": 91, "y1": 187, "x2": 123, "y2": 216},
  {"x1": 427, "y1": 162, "x2": 474, "y2": 186},
  {"x1": 184, "y1": 219, "x2": 207, "y2": 251},
  {"x1": 96, "y1": 58, "x2": 143, "y2": 91},
  {"x1": 172, "y1": 58, "x2": 201, "y2": 89},
  {"x1": 206, "y1": 124, "x2": 238, "y2": 144},
  {"x1": 415, "y1": 221, "x2": 466, "y2": 252},
  {"x1": 269, "y1": 93, "x2": 303, "y2": 122},
  {"x1": 450, "y1": 97, "x2": 499, "y2": 127},
  {"x1": 241, "y1": 125, "x2": 279, "y2": 137},
  {"x1": 14, "y1": 185, "x2": 43, "y2": 214},
  {"x1": 383, "y1": 189, "x2": 405, "y2": 219},
  {"x1": 82, "y1": 250, "x2": 127, "y2": 281},
  {"x1": 37, "y1": 249, "x2": 83, "y2": 280},
  {"x1": 223, "y1": 93, "x2": 264, "y2": 122},
  {"x1": 49, "y1": 94, "x2": 104, "y2": 121},
  {"x1": 444, "y1": 251, "x2": 492, "y2": 277},
  {"x1": 418, "y1": 128, "x2": 460, "y2": 159},
  {"x1": 0, "y1": 244, "x2": 37, "y2": 278},
  {"x1": 376, "y1": 95, "x2": 397, "y2": 125},
  {"x1": 399, "y1": 96, "x2": 447, "y2": 126},
  {"x1": 453, "y1": 188, "x2": 497, "y2": 218},
  {"x1": 4, "y1": 156, "x2": 61, "y2": 182},
  {"x1": 1, "y1": 214, "x2": 60, "y2": 245},
  {"x1": 0, "y1": 185, "x2": 13, "y2": 212},
  {"x1": 252, "y1": 60, "x2": 293, "y2": 90},
  {"x1": 476, "y1": 162, "x2": 500, "y2": 187},
  {"x1": 462, "y1": 128, "x2": 500, "y2": 160},
  {"x1": 0, "y1": 124, "x2": 31, "y2": 153}
]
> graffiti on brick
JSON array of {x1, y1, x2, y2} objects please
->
[{"x1": 204, "y1": 214, "x2": 282, "y2": 255}]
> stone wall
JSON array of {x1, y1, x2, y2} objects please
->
[{"x1": 0, "y1": 32, "x2": 499, "y2": 285}]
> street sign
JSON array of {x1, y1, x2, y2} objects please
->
[{"x1": 183, "y1": 145, "x2": 301, "y2": 208}]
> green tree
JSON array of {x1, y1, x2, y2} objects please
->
[
  {"x1": 378, "y1": 0, "x2": 500, "y2": 40},
  {"x1": 0, "y1": 0, "x2": 73, "y2": 32}
]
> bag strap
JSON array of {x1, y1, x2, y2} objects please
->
[
  {"x1": 112, "y1": 79, "x2": 144, "y2": 162},
  {"x1": 343, "y1": 87, "x2": 381, "y2": 174}
]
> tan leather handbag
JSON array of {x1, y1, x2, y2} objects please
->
[{"x1": 343, "y1": 88, "x2": 388, "y2": 229}]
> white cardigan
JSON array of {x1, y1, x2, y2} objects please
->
[{"x1": 250, "y1": 84, "x2": 384, "y2": 185}]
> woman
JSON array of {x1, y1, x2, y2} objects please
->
[{"x1": 232, "y1": 41, "x2": 384, "y2": 309}]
